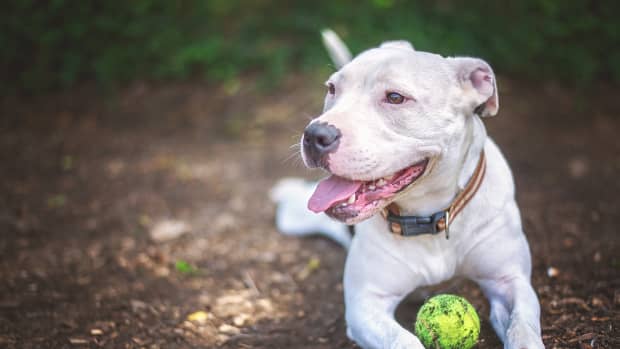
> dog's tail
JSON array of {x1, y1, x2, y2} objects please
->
[
  {"x1": 321, "y1": 29, "x2": 352, "y2": 69},
  {"x1": 270, "y1": 178, "x2": 352, "y2": 249}
]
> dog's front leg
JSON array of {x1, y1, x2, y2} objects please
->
[
  {"x1": 343, "y1": 231, "x2": 427, "y2": 349},
  {"x1": 345, "y1": 291, "x2": 425, "y2": 349},
  {"x1": 466, "y1": 210, "x2": 544, "y2": 349},
  {"x1": 477, "y1": 275, "x2": 544, "y2": 349}
]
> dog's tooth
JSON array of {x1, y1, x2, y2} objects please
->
[
  {"x1": 368, "y1": 184, "x2": 376, "y2": 191},
  {"x1": 347, "y1": 194, "x2": 356, "y2": 204},
  {"x1": 376, "y1": 179, "x2": 386, "y2": 187},
  {"x1": 383, "y1": 175, "x2": 393, "y2": 181}
]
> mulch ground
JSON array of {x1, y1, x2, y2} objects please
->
[{"x1": 0, "y1": 76, "x2": 618, "y2": 348}]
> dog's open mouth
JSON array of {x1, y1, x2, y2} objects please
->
[{"x1": 307, "y1": 159, "x2": 428, "y2": 223}]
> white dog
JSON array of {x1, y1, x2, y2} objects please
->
[{"x1": 271, "y1": 30, "x2": 543, "y2": 349}]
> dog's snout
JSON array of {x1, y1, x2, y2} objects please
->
[
  {"x1": 304, "y1": 122, "x2": 341, "y2": 151},
  {"x1": 303, "y1": 122, "x2": 341, "y2": 166}
]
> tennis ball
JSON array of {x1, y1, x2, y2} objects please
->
[{"x1": 414, "y1": 294, "x2": 480, "y2": 349}]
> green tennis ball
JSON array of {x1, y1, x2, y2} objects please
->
[{"x1": 414, "y1": 294, "x2": 480, "y2": 349}]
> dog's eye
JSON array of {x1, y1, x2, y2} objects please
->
[
  {"x1": 327, "y1": 83, "x2": 336, "y2": 95},
  {"x1": 386, "y1": 92, "x2": 405, "y2": 104}
]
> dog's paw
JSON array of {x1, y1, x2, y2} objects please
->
[
  {"x1": 346, "y1": 325, "x2": 426, "y2": 349},
  {"x1": 505, "y1": 321, "x2": 544, "y2": 349}
]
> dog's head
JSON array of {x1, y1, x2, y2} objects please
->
[{"x1": 303, "y1": 34, "x2": 498, "y2": 224}]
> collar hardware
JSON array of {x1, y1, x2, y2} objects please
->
[{"x1": 385, "y1": 210, "x2": 446, "y2": 237}]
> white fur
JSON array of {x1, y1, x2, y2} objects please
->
[{"x1": 272, "y1": 31, "x2": 543, "y2": 349}]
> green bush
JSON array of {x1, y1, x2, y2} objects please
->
[{"x1": 2, "y1": 0, "x2": 618, "y2": 93}]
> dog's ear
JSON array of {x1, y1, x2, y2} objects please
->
[
  {"x1": 449, "y1": 57, "x2": 499, "y2": 117},
  {"x1": 379, "y1": 41, "x2": 415, "y2": 51},
  {"x1": 321, "y1": 29, "x2": 353, "y2": 69}
]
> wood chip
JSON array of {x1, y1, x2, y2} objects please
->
[
  {"x1": 591, "y1": 296, "x2": 606, "y2": 308},
  {"x1": 130, "y1": 299, "x2": 148, "y2": 312},
  {"x1": 556, "y1": 297, "x2": 592, "y2": 311},
  {"x1": 218, "y1": 324, "x2": 240, "y2": 335},
  {"x1": 131, "y1": 337, "x2": 146, "y2": 345},
  {"x1": 149, "y1": 219, "x2": 190, "y2": 242},
  {"x1": 567, "y1": 332, "x2": 595, "y2": 343},
  {"x1": 68, "y1": 338, "x2": 89, "y2": 345},
  {"x1": 547, "y1": 266, "x2": 560, "y2": 278},
  {"x1": 242, "y1": 270, "x2": 260, "y2": 295},
  {"x1": 233, "y1": 313, "x2": 249, "y2": 326}
]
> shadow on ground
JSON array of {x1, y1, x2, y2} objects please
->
[{"x1": 0, "y1": 75, "x2": 618, "y2": 348}]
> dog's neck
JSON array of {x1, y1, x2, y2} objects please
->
[{"x1": 393, "y1": 115, "x2": 487, "y2": 216}]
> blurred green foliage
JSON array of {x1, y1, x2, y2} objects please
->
[{"x1": 2, "y1": 0, "x2": 618, "y2": 93}]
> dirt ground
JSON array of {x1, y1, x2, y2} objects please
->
[{"x1": 0, "y1": 75, "x2": 618, "y2": 349}]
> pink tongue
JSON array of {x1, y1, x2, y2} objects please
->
[{"x1": 308, "y1": 175, "x2": 362, "y2": 213}]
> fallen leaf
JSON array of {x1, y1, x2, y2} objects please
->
[
  {"x1": 307, "y1": 257, "x2": 320, "y2": 271},
  {"x1": 187, "y1": 311, "x2": 210, "y2": 324},
  {"x1": 47, "y1": 194, "x2": 67, "y2": 208},
  {"x1": 62, "y1": 155, "x2": 74, "y2": 171},
  {"x1": 138, "y1": 215, "x2": 151, "y2": 227},
  {"x1": 297, "y1": 257, "x2": 321, "y2": 280},
  {"x1": 175, "y1": 260, "x2": 198, "y2": 275}
]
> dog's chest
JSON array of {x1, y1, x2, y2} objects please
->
[{"x1": 354, "y1": 216, "x2": 463, "y2": 286}]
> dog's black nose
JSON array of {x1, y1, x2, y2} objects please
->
[{"x1": 303, "y1": 122, "x2": 341, "y2": 166}]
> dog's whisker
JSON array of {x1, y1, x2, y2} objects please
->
[
  {"x1": 282, "y1": 149, "x2": 302, "y2": 165},
  {"x1": 282, "y1": 125, "x2": 305, "y2": 134},
  {"x1": 301, "y1": 113, "x2": 315, "y2": 122}
]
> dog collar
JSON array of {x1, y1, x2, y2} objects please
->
[{"x1": 380, "y1": 151, "x2": 486, "y2": 239}]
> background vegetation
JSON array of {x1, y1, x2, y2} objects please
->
[{"x1": 3, "y1": 0, "x2": 619, "y2": 93}]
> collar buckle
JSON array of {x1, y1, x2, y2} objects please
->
[{"x1": 386, "y1": 210, "x2": 446, "y2": 237}]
